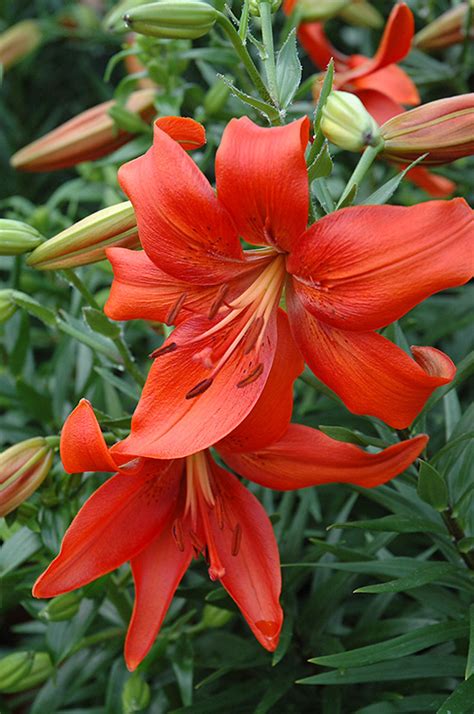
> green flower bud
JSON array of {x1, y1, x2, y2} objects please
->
[
  {"x1": 39, "y1": 592, "x2": 82, "y2": 622},
  {"x1": 2, "y1": 653, "x2": 54, "y2": 693},
  {"x1": 249, "y1": 0, "x2": 282, "y2": 16},
  {"x1": 321, "y1": 90, "x2": 381, "y2": 151},
  {"x1": 290, "y1": 0, "x2": 350, "y2": 22},
  {"x1": 338, "y1": 0, "x2": 383, "y2": 28},
  {"x1": 0, "y1": 437, "x2": 54, "y2": 517},
  {"x1": 26, "y1": 201, "x2": 139, "y2": 270},
  {"x1": 0, "y1": 652, "x2": 35, "y2": 692},
  {"x1": 104, "y1": 0, "x2": 152, "y2": 33},
  {"x1": 204, "y1": 77, "x2": 231, "y2": 116},
  {"x1": 122, "y1": 673, "x2": 151, "y2": 713},
  {"x1": 123, "y1": 1, "x2": 218, "y2": 40},
  {"x1": 0, "y1": 219, "x2": 43, "y2": 255},
  {"x1": 0, "y1": 289, "x2": 17, "y2": 324},
  {"x1": 201, "y1": 604, "x2": 234, "y2": 628}
]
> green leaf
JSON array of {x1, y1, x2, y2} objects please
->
[
  {"x1": 11, "y1": 291, "x2": 57, "y2": 327},
  {"x1": 329, "y1": 514, "x2": 445, "y2": 536},
  {"x1": 0, "y1": 527, "x2": 41, "y2": 576},
  {"x1": 313, "y1": 58, "x2": 334, "y2": 134},
  {"x1": 354, "y1": 563, "x2": 458, "y2": 594},
  {"x1": 83, "y1": 307, "x2": 121, "y2": 339},
  {"x1": 171, "y1": 636, "x2": 194, "y2": 707},
  {"x1": 466, "y1": 604, "x2": 474, "y2": 680},
  {"x1": 437, "y1": 674, "x2": 474, "y2": 714},
  {"x1": 309, "y1": 621, "x2": 468, "y2": 668},
  {"x1": 308, "y1": 141, "x2": 333, "y2": 181},
  {"x1": 361, "y1": 154, "x2": 427, "y2": 205},
  {"x1": 417, "y1": 461, "x2": 449, "y2": 511},
  {"x1": 275, "y1": 29, "x2": 301, "y2": 108},
  {"x1": 219, "y1": 76, "x2": 280, "y2": 124},
  {"x1": 297, "y1": 655, "x2": 465, "y2": 685}
]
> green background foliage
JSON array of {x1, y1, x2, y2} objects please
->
[{"x1": 1, "y1": 0, "x2": 473, "y2": 712}]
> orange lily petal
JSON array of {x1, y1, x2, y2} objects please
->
[
  {"x1": 405, "y1": 166, "x2": 456, "y2": 198},
  {"x1": 125, "y1": 513, "x2": 193, "y2": 671},
  {"x1": 287, "y1": 286, "x2": 455, "y2": 429},
  {"x1": 354, "y1": 64, "x2": 420, "y2": 108},
  {"x1": 223, "y1": 425, "x2": 428, "y2": 490},
  {"x1": 114, "y1": 309, "x2": 279, "y2": 459},
  {"x1": 33, "y1": 462, "x2": 180, "y2": 597},
  {"x1": 215, "y1": 116, "x2": 310, "y2": 251},
  {"x1": 217, "y1": 310, "x2": 303, "y2": 453},
  {"x1": 209, "y1": 463, "x2": 282, "y2": 652},
  {"x1": 154, "y1": 116, "x2": 206, "y2": 151},
  {"x1": 60, "y1": 399, "x2": 118, "y2": 474},
  {"x1": 298, "y1": 22, "x2": 348, "y2": 70},
  {"x1": 118, "y1": 122, "x2": 245, "y2": 285},
  {"x1": 354, "y1": 88, "x2": 405, "y2": 124},
  {"x1": 105, "y1": 247, "x2": 221, "y2": 325},
  {"x1": 287, "y1": 200, "x2": 474, "y2": 331}
]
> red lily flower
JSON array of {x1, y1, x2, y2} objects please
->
[
  {"x1": 33, "y1": 328, "x2": 427, "y2": 670},
  {"x1": 294, "y1": 3, "x2": 419, "y2": 123},
  {"x1": 104, "y1": 116, "x2": 472, "y2": 457}
]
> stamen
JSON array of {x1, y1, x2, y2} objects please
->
[
  {"x1": 231, "y1": 523, "x2": 242, "y2": 556},
  {"x1": 242, "y1": 316, "x2": 264, "y2": 354},
  {"x1": 214, "y1": 494, "x2": 225, "y2": 530},
  {"x1": 172, "y1": 519, "x2": 185, "y2": 552},
  {"x1": 208, "y1": 283, "x2": 229, "y2": 319},
  {"x1": 237, "y1": 363, "x2": 264, "y2": 388},
  {"x1": 189, "y1": 529, "x2": 203, "y2": 551},
  {"x1": 185, "y1": 378, "x2": 213, "y2": 400},
  {"x1": 165, "y1": 292, "x2": 188, "y2": 326},
  {"x1": 149, "y1": 342, "x2": 177, "y2": 359}
]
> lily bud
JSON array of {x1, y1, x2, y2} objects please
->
[
  {"x1": 27, "y1": 201, "x2": 139, "y2": 270},
  {"x1": 380, "y1": 94, "x2": 474, "y2": 166},
  {"x1": 0, "y1": 652, "x2": 35, "y2": 692},
  {"x1": 321, "y1": 90, "x2": 381, "y2": 151},
  {"x1": 0, "y1": 290, "x2": 16, "y2": 323},
  {"x1": 284, "y1": 0, "x2": 350, "y2": 21},
  {"x1": 1, "y1": 653, "x2": 54, "y2": 693},
  {"x1": 123, "y1": 1, "x2": 218, "y2": 40},
  {"x1": 201, "y1": 604, "x2": 234, "y2": 628},
  {"x1": 0, "y1": 219, "x2": 42, "y2": 256},
  {"x1": 249, "y1": 0, "x2": 282, "y2": 16},
  {"x1": 122, "y1": 673, "x2": 151, "y2": 711},
  {"x1": 0, "y1": 437, "x2": 53, "y2": 518},
  {"x1": 10, "y1": 88, "x2": 156, "y2": 172},
  {"x1": 338, "y1": 0, "x2": 383, "y2": 29},
  {"x1": 0, "y1": 20, "x2": 42, "y2": 71},
  {"x1": 104, "y1": 0, "x2": 150, "y2": 32},
  {"x1": 40, "y1": 592, "x2": 81, "y2": 622},
  {"x1": 414, "y1": 2, "x2": 474, "y2": 51}
]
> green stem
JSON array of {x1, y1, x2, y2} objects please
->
[
  {"x1": 62, "y1": 269, "x2": 100, "y2": 310},
  {"x1": 337, "y1": 143, "x2": 384, "y2": 208},
  {"x1": 69, "y1": 627, "x2": 123, "y2": 657},
  {"x1": 107, "y1": 579, "x2": 133, "y2": 624},
  {"x1": 239, "y1": 0, "x2": 250, "y2": 42},
  {"x1": 215, "y1": 12, "x2": 274, "y2": 106},
  {"x1": 442, "y1": 507, "x2": 474, "y2": 571},
  {"x1": 258, "y1": 1, "x2": 278, "y2": 103}
]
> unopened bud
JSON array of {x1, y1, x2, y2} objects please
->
[
  {"x1": 249, "y1": 0, "x2": 282, "y2": 16},
  {"x1": 285, "y1": 0, "x2": 349, "y2": 21},
  {"x1": 10, "y1": 88, "x2": 156, "y2": 172},
  {"x1": 1, "y1": 652, "x2": 54, "y2": 693},
  {"x1": 380, "y1": 94, "x2": 474, "y2": 166},
  {"x1": 338, "y1": 0, "x2": 383, "y2": 28},
  {"x1": 27, "y1": 201, "x2": 139, "y2": 270},
  {"x1": 321, "y1": 90, "x2": 381, "y2": 151},
  {"x1": 204, "y1": 77, "x2": 231, "y2": 116},
  {"x1": 0, "y1": 290, "x2": 16, "y2": 323},
  {"x1": 40, "y1": 592, "x2": 81, "y2": 622},
  {"x1": 123, "y1": 1, "x2": 218, "y2": 40},
  {"x1": 0, "y1": 20, "x2": 42, "y2": 71},
  {"x1": 414, "y1": 2, "x2": 474, "y2": 51},
  {"x1": 0, "y1": 437, "x2": 54, "y2": 517},
  {"x1": 201, "y1": 604, "x2": 233, "y2": 628},
  {"x1": 0, "y1": 652, "x2": 35, "y2": 692},
  {"x1": 104, "y1": 0, "x2": 151, "y2": 32},
  {"x1": 122, "y1": 673, "x2": 151, "y2": 711},
  {"x1": 0, "y1": 219, "x2": 43, "y2": 256}
]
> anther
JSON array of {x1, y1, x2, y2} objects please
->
[
  {"x1": 172, "y1": 519, "x2": 185, "y2": 552},
  {"x1": 242, "y1": 316, "x2": 264, "y2": 355},
  {"x1": 214, "y1": 495, "x2": 225, "y2": 530},
  {"x1": 149, "y1": 342, "x2": 177, "y2": 359},
  {"x1": 231, "y1": 523, "x2": 242, "y2": 556},
  {"x1": 237, "y1": 363, "x2": 264, "y2": 388},
  {"x1": 165, "y1": 291, "x2": 188, "y2": 326},
  {"x1": 208, "y1": 284, "x2": 229, "y2": 319},
  {"x1": 185, "y1": 378, "x2": 213, "y2": 399}
]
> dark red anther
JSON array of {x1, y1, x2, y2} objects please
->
[
  {"x1": 149, "y1": 342, "x2": 177, "y2": 359},
  {"x1": 208, "y1": 283, "x2": 229, "y2": 319},
  {"x1": 189, "y1": 529, "x2": 203, "y2": 552},
  {"x1": 185, "y1": 377, "x2": 213, "y2": 399},
  {"x1": 214, "y1": 495, "x2": 225, "y2": 530},
  {"x1": 165, "y1": 291, "x2": 188, "y2": 326},
  {"x1": 172, "y1": 519, "x2": 185, "y2": 552},
  {"x1": 231, "y1": 523, "x2": 242, "y2": 556},
  {"x1": 237, "y1": 363, "x2": 264, "y2": 388}
]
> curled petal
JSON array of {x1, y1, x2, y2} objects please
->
[
  {"x1": 287, "y1": 200, "x2": 474, "y2": 331},
  {"x1": 210, "y1": 463, "x2": 282, "y2": 652},
  {"x1": 298, "y1": 22, "x2": 348, "y2": 70},
  {"x1": 33, "y1": 462, "x2": 180, "y2": 597},
  {"x1": 217, "y1": 309, "x2": 303, "y2": 453},
  {"x1": 287, "y1": 286, "x2": 455, "y2": 429},
  {"x1": 405, "y1": 166, "x2": 456, "y2": 198},
  {"x1": 216, "y1": 116, "x2": 310, "y2": 251},
  {"x1": 114, "y1": 309, "x2": 278, "y2": 459},
  {"x1": 154, "y1": 116, "x2": 206, "y2": 151},
  {"x1": 60, "y1": 399, "x2": 117, "y2": 474},
  {"x1": 125, "y1": 517, "x2": 192, "y2": 671},
  {"x1": 354, "y1": 89, "x2": 405, "y2": 124},
  {"x1": 224, "y1": 424, "x2": 428, "y2": 490},
  {"x1": 105, "y1": 247, "x2": 220, "y2": 325},
  {"x1": 118, "y1": 122, "x2": 244, "y2": 284},
  {"x1": 354, "y1": 64, "x2": 420, "y2": 109}
]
